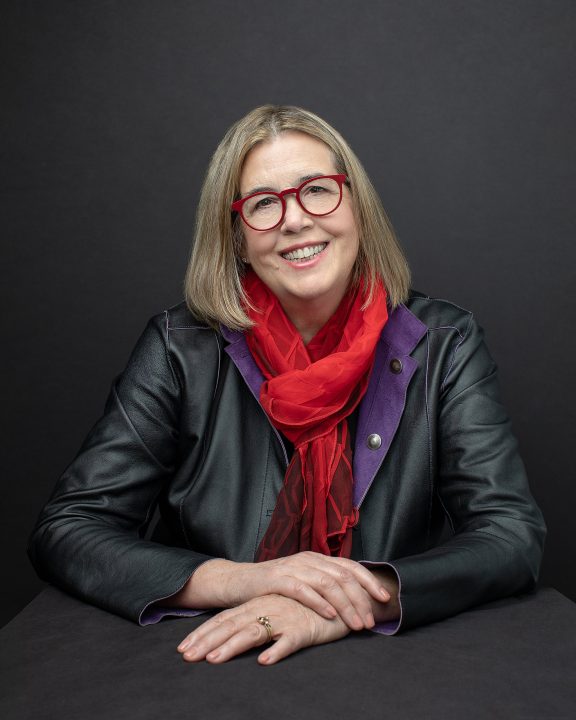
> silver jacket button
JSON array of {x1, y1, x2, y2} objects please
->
[
  {"x1": 367, "y1": 433, "x2": 382, "y2": 450},
  {"x1": 390, "y1": 358, "x2": 403, "y2": 374}
]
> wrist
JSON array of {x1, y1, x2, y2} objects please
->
[{"x1": 167, "y1": 559, "x2": 241, "y2": 609}]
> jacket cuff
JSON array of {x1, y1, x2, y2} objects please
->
[
  {"x1": 140, "y1": 606, "x2": 208, "y2": 625},
  {"x1": 138, "y1": 557, "x2": 217, "y2": 626}
]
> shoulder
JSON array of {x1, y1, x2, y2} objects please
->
[
  {"x1": 130, "y1": 303, "x2": 222, "y2": 394},
  {"x1": 129, "y1": 302, "x2": 220, "y2": 369},
  {"x1": 150, "y1": 302, "x2": 222, "y2": 364},
  {"x1": 401, "y1": 290, "x2": 474, "y2": 338},
  {"x1": 400, "y1": 291, "x2": 495, "y2": 395},
  {"x1": 387, "y1": 291, "x2": 488, "y2": 386},
  {"x1": 144, "y1": 302, "x2": 214, "y2": 333},
  {"x1": 141, "y1": 303, "x2": 218, "y2": 346},
  {"x1": 164, "y1": 302, "x2": 213, "y2": 331}
]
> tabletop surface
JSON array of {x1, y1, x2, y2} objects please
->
[{"x1": 1, "y1": 586, "x2": 575, "y2": 720}]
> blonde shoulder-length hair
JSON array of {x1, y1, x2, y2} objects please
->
[{"x1": 184, "y1": 105, "x2": 410, "y2": 329}]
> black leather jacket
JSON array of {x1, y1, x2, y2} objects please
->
[{"x1": 28, "y1": 292, "x2": 546, "y2": 631}]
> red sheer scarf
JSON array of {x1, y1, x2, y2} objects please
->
[{"x1": 243, "y1": 271, "x2": 389, "y2": 560}]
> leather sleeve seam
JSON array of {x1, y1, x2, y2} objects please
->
[
  {"x1": 212, "y1": 331, "x2": 222, "y2": 401},
  {"x1": 439, "y1": 313, "x2": 474, "y2": 393},
  {"x1": 112, "y1": 384, "x2": 172, "y2": 473},
  {"x1": 163, "y1": 311, "x2": 183, "y2": 395}
]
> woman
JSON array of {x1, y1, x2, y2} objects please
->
[{"x1": 28, "y1": 105, "x2": 546, "y2": 666}]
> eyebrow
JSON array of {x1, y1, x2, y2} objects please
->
[{"x1": 242, "y1": 172, "x2": 327, "y2": 198}]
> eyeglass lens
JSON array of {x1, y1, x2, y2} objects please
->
[{"x1": 242, "y1": 177, "x2": 342, "y2": 230}]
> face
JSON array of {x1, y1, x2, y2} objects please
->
[{"x1": 238, "y1": 131, "x2": 360, "y2": 318}]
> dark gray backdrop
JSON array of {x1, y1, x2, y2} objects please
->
[{"x1": 2, "y1": 1, "x2": 575, "y2": 627}]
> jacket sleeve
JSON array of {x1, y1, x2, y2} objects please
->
[
  {"x1": 28, "y1": 313, "x2": 214, "y2": 624},
  {"x1": 388, "y1": 314, "x2": 546, "y2": 632}
]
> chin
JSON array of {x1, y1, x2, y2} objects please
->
[{"x1": 287, "y1": 284, "x2": 340, "y2": 304}]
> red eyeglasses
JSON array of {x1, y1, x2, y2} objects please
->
[{"x1": 231, "y1": 174, "x2": 348, "y2": 231}]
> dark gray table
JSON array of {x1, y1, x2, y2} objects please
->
[{"x1": 1, "y1": 587, "x2": 575, "y2": 719}]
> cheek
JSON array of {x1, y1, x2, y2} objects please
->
[
  {"x1": 241, "y1": 231, "x2": 258, "y2": 257},
  {"x1": 244, "y1": 232, "x2": 276, "y2": 261},
  {"x1": 343, "y1": 234, "x2": 360, "y2": 275},
  {"x1": 339, "y1": 220, "x2": 360, "y2": 258}
]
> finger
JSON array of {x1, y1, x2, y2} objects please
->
[
  {"x1": 315, "y1": 570, "x2": 372, "y2": 630},
  {"x1": 301, "y1": 553, "x2": 390, "y2": 605},
  {"x1": 323, "y1": 557, "x2": 391, "y2": 602},
  {"x1": 266, "y1": 575, "x2": 338, "y2": 620},
  {"x1": 269, "y1": 561, "x2": 371, "y2": 629},
  {"x1": 205, "y1": 621, "x2": 271, "y2": 664},
  {"x1": 177, "y1": 618, "x2": 227, "y2": 652},
  {"x1": 275, "y1": 568, "x2": 367, "y2": 630},
  {"x1": 283, "y1": 558, "x2": 374, "y2": 629},
  {"x1": 263, "y1": 554, "x2": 386, "y2": 629},
  {"x1": 178, "y1": 615, "x2": 241, "y2": 661},
  {"x1": 258, "y1": 632, "x2": 305, "y2": 666}
]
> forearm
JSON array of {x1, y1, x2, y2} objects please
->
[
  {"x1": 391, "y1": 528, "x2": 544, "y2": 631},
  {"x1": 29, "y1": 517, "x2": 213, "y2": 623}
]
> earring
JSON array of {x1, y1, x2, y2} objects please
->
[{"x1": 241, "y1": 256, "x2": 249, "y2": 263}]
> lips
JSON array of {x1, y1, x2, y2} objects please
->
[{"x1": 281, "y1": 243, "x2": 327, "y2": 262}]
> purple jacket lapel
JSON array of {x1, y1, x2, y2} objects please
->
[{"x1": 352, "y1": 304, "x2": 427, "y2": 506}]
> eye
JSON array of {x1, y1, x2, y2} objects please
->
[
  {"x1": 244, "y1": 193, "x2": 281, "y2": 216},
  {"x1": 254, "y1": 196, "x2": 278, "y2": 210},
  {"x1": 305, "y1": 184, "x2": 328, "y2": 195},
  {"x1": 301, "y1": 179, "x2": 337, "y2": 198}
]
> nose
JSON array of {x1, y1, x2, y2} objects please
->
[{"x1": 280, "y1": 194, "x2": 312, "y2": 233}]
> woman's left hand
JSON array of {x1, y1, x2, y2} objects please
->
[{"x1": 177, "y1": 594, "x2": 350, "y2": 665}]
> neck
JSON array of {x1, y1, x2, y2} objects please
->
[{"x1": 279, "y1": 292, "x2": 346, "y2": 345}]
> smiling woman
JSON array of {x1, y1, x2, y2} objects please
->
[{"x1": 28, "y1": 105, "x2": 546, "y2": 666}]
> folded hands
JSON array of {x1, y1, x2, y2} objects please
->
[{"x1": 174, "y1": 552, "x2": 399, "y2": 665}]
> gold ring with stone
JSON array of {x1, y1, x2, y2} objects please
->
[{"x1": 256, "y1": 615, "x2": 273, "y2": 642}]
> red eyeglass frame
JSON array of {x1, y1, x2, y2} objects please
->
[{"x1": 231, "y1": 174, "x2": 348, "y2": 231}]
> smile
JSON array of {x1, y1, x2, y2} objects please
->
[{"x1": 281, "y1": 243, "x2": 327, "y2": 262}]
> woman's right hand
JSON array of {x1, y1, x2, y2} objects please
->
[
  {"x1": 174, "y1": 552, "x2": 392, "y2": 631},
  {"x1": 177, "y1": 593, "x2": 351, "y2": 665}
]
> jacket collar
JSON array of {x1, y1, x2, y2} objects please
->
[{"x1": 221, "y1": 302, "x2": 427, "y2": 507}]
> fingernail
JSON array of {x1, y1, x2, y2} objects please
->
[
  {"x1": 183, "y1": 646, "x2": 198, "y2": 659},
  {"x1": 260, "y1": 653, "x2": 270, "y2": 664},
  {"x1": 365, "y1": 613, "x2": 375, "y2": 627},
  {"x1": 177, "y1": 640, "x2": 190, "y2": 652},
  {"x1": 379, "y1": 587, "x2": 390, "y2": 600},
  {"x1": 326, "y1": 606, "x2": 338, "y2": 618},
  {"x1": 207, "y1": 650, "x2": 220, "y2": 661},
  {"x1": 352, "y1": 613, "x2": 363, "y2": 629}
]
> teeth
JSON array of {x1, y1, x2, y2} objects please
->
[{"x1": 282, "y1": 243, "x2": 326, "y2": 262}]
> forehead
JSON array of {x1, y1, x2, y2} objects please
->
[{"x1": 240, "y1": 131, "x2": 336, "y2": 191}]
